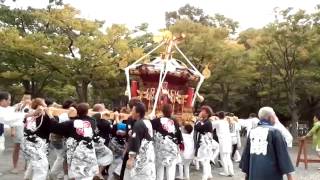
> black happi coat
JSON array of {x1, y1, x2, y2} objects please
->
[{"x1": 194, "y1": 119, "x2": 213, "y2": 156}]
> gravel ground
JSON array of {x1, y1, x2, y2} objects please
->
[{"x1": 1, "y1": 130, "x2": 320, "y2": 180}]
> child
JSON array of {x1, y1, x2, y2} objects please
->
[{"x1": 177, "y1": 123, "x2": 194, "y2": 180}]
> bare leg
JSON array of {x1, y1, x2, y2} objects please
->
[
  {"x1": 63, "y1": 159, "x2": 68, "y2": 180},
  {"x1": 12, "y1": 143, "x2": 20, "y2": 172},
  {"x1": 318, "y1": 152, "x2": 320, "y2": 170}
]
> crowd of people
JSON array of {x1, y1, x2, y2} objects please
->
[{"x1": 0, "y1": 90, "x2": 320, "y2": 180}]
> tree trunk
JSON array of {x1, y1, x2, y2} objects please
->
[
  {"x1": 288, "y1": 87, "x2": 299, "y2": 139},
  {"x1": 221, "y1": 83, "x2": 230, "y2": 111},
  {"x1": 75, "y1": 81, "x2": 89, "y2": 102},
  {"x1": 22, "y1": 80, "x2": 31, "y2": 94}
]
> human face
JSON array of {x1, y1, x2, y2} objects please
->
[
  {"x1": 199, "y1": 110, "x2": 208, "y2": 120},
  {"x1": 313, "y1": 116, "x2": 319, "y2": 123},
  {"x1": 0, "y1": 95, "x2": 11, "y2": 107},
  {"x1": 131, "y1": 106, "x2": 139, "y2": 120},
  {"x1": 268, "y1": 115, "x2": 276, "y2": 125}
]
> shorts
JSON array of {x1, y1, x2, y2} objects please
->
[{"x1": 13, "y1": 126, "x2": 24, "y2": 144}]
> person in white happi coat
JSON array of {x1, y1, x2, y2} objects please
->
[
  {"x1": 241, "y1": 112, "x2": 293, "y2": 148},
  {"x1": 211, "y1": 111, "x2": 234, "y2": 177},
  {"x1": 0, "y1": 91, "x2": 40, "y2": 177},
  {"x1": 177, "y1": 123, "x2": 194, "y2": 180},
  {"x1": 11, "y1": 94, "x2": 32, "y2": 174},
  {"x1": 238, "y1": 113, "x2": 260, "y2": 137},
  {"x1": 228, "y1": 115, "x2": 241, "y2": 162}
]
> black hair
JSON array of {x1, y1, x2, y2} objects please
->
[
  {"x1": 128, "y1": 97, "x2": 142, "y2": 109},
  {"x1": 76, "y1": 103, "x2": 89, "y2": 117},
  {"x1": 162, "y1": 104, "x2": 173, "y2": 118},
  {"x1": 134, "y1": 102, "x2": 146, "y2": 119},
  {"x1": 184, "y1": 124, "x2": 193, "y2": 134},
  {"x1": 315, "y1": 112, "x2": 320, "y2": 121},
  {"x1": 62, "y1": 99, "x2": 76, "y2": 109},
  {"x1": 45, "y1": 97, "x2": 55, "y2": 107},
  {"x1": 201, "y1": 105, "x2": 213, "y2": 118},
  {"x1": 217, "y1": 111, "x2": 225, "y2": 119},
  {"x1": 249, "y1": 113, "x2": 257, "y2": 118},
  {"x1": 0, "y1": 91, "x2": 10, "y2": 101}
]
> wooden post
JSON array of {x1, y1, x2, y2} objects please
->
[{"x1": 296, "y1": 138, "x2": 320, "y2": 169}]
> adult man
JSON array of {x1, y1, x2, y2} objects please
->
[
  {"x1": 51, "y1": 103, "x2": 100, "y2": 180},
  {"x1": 50, "y1": 99, "x2": 76, "y2": 180},
  {"x1": 124, "y1": 102, "x2": 155, "y2": 180},
  {"x1": 212, "y1": 111, "x2": 234, "y2": 177},
  {"x1": 119, "y1": 98, "x2": 142, "y2": 180},
  {"x1": 194, "y1": 106, "x2": 216, "y2": 180},
  {"x1": 11, "y1": 93, "x2": 32, "y2": 174},
  {"x1": 152, "y1": 104, "x2": 183, "y2": 180},
  {"x1": 240, "y1": 107, "x2": 295, "y2": 180},
  {"x1": 0, "y1": 91, "x2": 41, "y2": 176}
]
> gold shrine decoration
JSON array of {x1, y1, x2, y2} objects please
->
[
  {"x1": 153, "y1": 30, "x2": 173, "y2": 43},
  {"x1": 202, "y1": 64, "x2": 211, "y2": 79}
]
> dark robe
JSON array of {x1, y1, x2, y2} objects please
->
[
  {"x1": 194, "y1": 119, "x2": 213, "y2": 157},
  {"x1": 125, "y1": 119, "x2": 155, "y2": 180},
  {"x1": 151, "y1": 116, "x2": 183, "y2": 145},
  {"x1": 120, "y1": 116, "x2": 136, "y2": 180},
  {"x1": 127, "y1": 119, "x2": 152, "y2": 154},
  {"x1": 50, "y1": 115, "x2": 99, "y2": 179},
  {"x1": 239, "y1": 120, "x2": 294, "y2": 180},
  {"x1": 152, "y1": 116, "x2": 183, "y2": 166}
]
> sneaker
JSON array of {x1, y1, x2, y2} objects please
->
[
  {"x1": 175, "y1": 176, "x2": 184, "y2": 179},
  {"x1": 219, "y1": 172, "x2": 229, "y2": 177},
  {"x1": 10, "y1": 168, "x2": 19, "y2": 174},
  {"x1": 0, "y1": 172, "x2": 3, "y2": 176}
]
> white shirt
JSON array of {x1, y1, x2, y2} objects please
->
[
  {"x1": 238, "y1": 118, "x2": 260, "y2": 137},
  {"x1": 0, "y1": 106, "x2": 25, "y2": 127},
  {"x1": 240, "y1": 117, "x2": 293, "y2": 148},
  {"x1": 181, "y1": 131, "x2": 194, "y2": 160},
  {"x1": 211, "y1": 119, "x2": 232, "y2": 153},
  {"x1": 230, "y1": 121, "x2": 241, "y2": 145},
  {"x1": 274, "y1": 119, "x2": 293, "y2": 148}
]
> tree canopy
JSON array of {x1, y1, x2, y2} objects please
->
[{"x1": 1, "y1": 2, "x2": 320, "y2": 136}]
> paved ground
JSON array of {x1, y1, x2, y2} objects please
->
[{"x1": 1, "y1": 130, "x2": 320, "y2": 180}]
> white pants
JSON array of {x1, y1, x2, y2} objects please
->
[
  {"x1": 24, "y1": 158, "x2": 49, "y2": 180},
  {"x1": 212, "y1": 139, "x2": 219, "y2": 162},
  {"x1": 212, "y1": 148, "x2": 219, "y2": 163},
  {"x1": 0, "y1": 135, "x2": 4, "y2": 152},
  {"x1": 200, "y1": 159, "x2": 212, "y2": 180},
  {"x1": 156, "y1": 161, "x2": 177, "y2": 180},
  {"x1": 75, "y1": 176, "x2": 94, "y2": 180},
  {"x1": 108, "y1": 157, "x2": 123, "y2": 180},
  {"x1": 178, "y1": 159, "x2": 192, "y2": 179},
  {"x1": 50, "y1": 148, "x2": 65, "y2": 178},
  {"x1": 221, "y1": 153, "x2": 234, "y2": 175}
]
